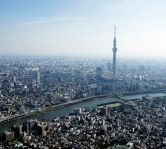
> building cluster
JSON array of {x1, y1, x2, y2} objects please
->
[
  {"x1": 1, "y1": 96, "x2": 166, "y2": 148},
  {"x1": 0, "y1": 56, "x2": 166, "y2": 123}
]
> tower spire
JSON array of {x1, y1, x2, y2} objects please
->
[{"x1": 114, "y1": 25, "x2": 116, "y2": 38}]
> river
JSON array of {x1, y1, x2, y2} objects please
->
[{"x1": 0, "y1": 92, "x2": 165, "y2": 134}]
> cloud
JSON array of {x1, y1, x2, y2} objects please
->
[{"x1": 19, "y1": 17, "x2": 87, "y2": 26}]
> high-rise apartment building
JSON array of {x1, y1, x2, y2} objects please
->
[{"x1": 36, "y1": 71, "x2": 40, "y2": 85}]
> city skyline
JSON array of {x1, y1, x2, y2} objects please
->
[{"x1": 0, "y1": 0, "x2": 166, "y2": 58}]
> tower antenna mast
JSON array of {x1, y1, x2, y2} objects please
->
[{"x1": 114, "y1": 25, "x2": 116, "y2": 38}]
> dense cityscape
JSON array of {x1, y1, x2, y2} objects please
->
[
  {"x1": 1, "y1": 28, "x2": 166, "y2": 148},
  {"x1": 1, "y1": 0, "x2": 166, "y2": 148},
  {"x1": 0, "y1": 56, "x2": 166, "y2": 122},
  {"x1": 1, "y1": 94, "x2": 166, "y2": 148},
  {"x1": 0, "y1": 55, "x2": 166, "y2": 148}
]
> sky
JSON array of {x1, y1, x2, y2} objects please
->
[{"x1": 0, "y1": 0, "x2": 166, "y2": 58}]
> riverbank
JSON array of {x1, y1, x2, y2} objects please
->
[
  {"x1": 41, "y1": 88, "x2": 166, "y2": 113},
  {"x1": 0, "y1": 94, "x2": 111, "y2": 124},
  {"x1": 0, "y1": 92, "x2": 165, "y2": 135},
  {"x1": 121, "y1": 88, "x2": 166, "y2": 96},
  {"x1": 0, "y1": 89, "x2": 165, "y2": 125},
  {"x1": 97, "y1": 98, "x2": 141, "y2": 107}
]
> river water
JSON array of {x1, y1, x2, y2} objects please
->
[{"x1": 0, "y1": 92, "x2": 165, "y2": 134}]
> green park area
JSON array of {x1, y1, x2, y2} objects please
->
[{"x1": 105, "y1": 103, "x2": 121, "y2": 107}]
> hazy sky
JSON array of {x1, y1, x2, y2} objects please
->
[{"x1": 0, "y1": 0, "x2": 166, "y2": 58}]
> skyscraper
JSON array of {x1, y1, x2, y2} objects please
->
[
  {"x1": 36, "y1": 71, "x2": 40, "y2": 85},
  {"x1": 112, "y1": 26, "x2": 117, "y2": 80}
]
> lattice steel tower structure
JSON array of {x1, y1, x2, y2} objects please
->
[{"x1": 112, "y1": 26, "x2": 117, "y2": 80}]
